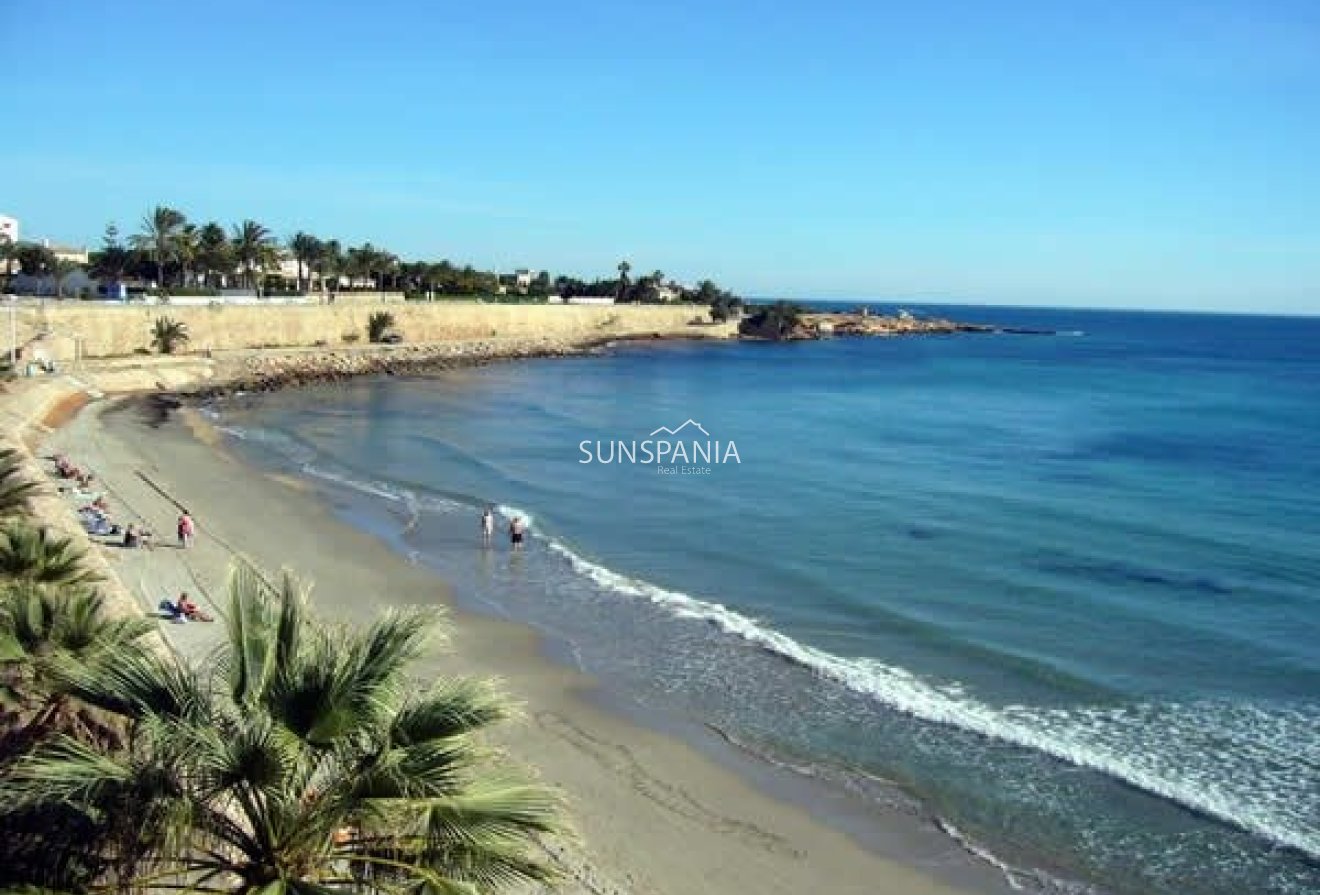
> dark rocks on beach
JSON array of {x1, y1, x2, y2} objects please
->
[{"x1": 187, "y1": 342, "x2": 592, "y2": 400}]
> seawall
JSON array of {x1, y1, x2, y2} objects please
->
[{"x1": 12, "y1": 301, "x2": 717, "y2": 359}]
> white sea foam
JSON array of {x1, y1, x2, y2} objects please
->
[
  {"x1": 542, "y1": 539, "x2": 1320, "y2": 860},
  {"x1": 495, "y1": 504, "x2": 536, "y2": 529},
  {"x1": 939, "y1": 820, "x2": 1100, "y2": 895}
]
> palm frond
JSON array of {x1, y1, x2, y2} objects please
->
[
  {"x1": 0, "y1": 735, "x2": 133, "y2": 809},
  {"x1": 0, "y1": 523, "x2": 101, "y2": 587},
  {"x1": 391, "y1": 678, "x2": 509, "y2": 745},
  {"x1": 0, "y1": 446, "x2": 42, "y2": 517},
  {"x1": 62, "y1": 647, "x2": 205, "y2": 723},
  {"x1": 226, "y1": 559, "x2": 278, "y2": 707}
]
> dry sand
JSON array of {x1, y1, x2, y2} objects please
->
[{"x1": 35, "y1": 395, "x2": 1010, "y2": 895}]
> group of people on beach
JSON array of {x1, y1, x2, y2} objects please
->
[
  {"x1": 480, "y1": 506, "x2": 526, "y2": 550},
  {"x1": 47, "y1": 453, "x2": 208, "y2": 623}
]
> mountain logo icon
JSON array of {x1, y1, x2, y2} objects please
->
[{"x1": 648, "y1": 419, "x2": 710, "y2": 437}]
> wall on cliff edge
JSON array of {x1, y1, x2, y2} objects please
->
[{"x1": 12, "y1": 302, "x2": 717, "y2": 358}]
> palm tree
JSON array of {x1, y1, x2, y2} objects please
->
[
  {"x1": 197, "y1": 222, "x2": 232, "y2": 287},
  {"x1": 0, "y1": 448, "x2": 41, "y2": 518},
  {"x1": 231, "y1": 220, "x2": 274, "y2": 292},
  {"x1": 175, "y1": 223, "x2": 200, "y2": 288},
  {"x1": 616, "y1": 259, "x2": 631, "y2": 302},
  {"x1": 151, "y1": 316, "x2": 189, "y2": 355},
  {"x1": 316, "y1": 239, "x2": 343, "y2": 298},
  {"x1": 289, "y1": 232, "x2": 321, "y2": 294},
  {"x1": 0, "y1": 234, "x2": 16, "y2": 278},
  {"x1": 0, "y1": 522, "x2": 101, "y2": 587},
  {"x1": 367, "y1": 311, "x2": 396, "y2": 343},
  {"x1": 131, "y1": 206, "x2": 187, "y2": 289},
  {"x1": 0, "y1": 580, "x2": 157, "y2": 893},
  {"x1": 1, "y1": 559, "x2": 562, "y2": 894},
  {"x1": 51, "y1": 257, "x2": 81, "y2": 299},
  {"x1": 0, "y1": 580, "x2": 153, "y2": 748}
]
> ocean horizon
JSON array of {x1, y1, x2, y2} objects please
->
[{"x1": 207, "y1": 304, "x2": 1320, "y2": 895}]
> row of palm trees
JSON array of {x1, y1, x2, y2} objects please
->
[
  {"x1": 0, "y1": 444, "x2": 564, "y2": 893},
  {"x1": 123, "y1": 207, "x2": 285, "y2": 291},
  {"x1": 111, "y1": 206, "x2": 487, "y2": 295}
]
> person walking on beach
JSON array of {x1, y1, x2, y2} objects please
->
[
  {"x1": 509, "y1": 515, "x2": 525, "y2": 551},
  {"x1": 481, "y1": 506, "x2": 495, "y2": 545},
  {"x1": 177, "y1": 511, "x2": 195, "y2": 548}
]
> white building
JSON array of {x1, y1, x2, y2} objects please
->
[
  {"x1": 0, "y1": 213, "x2": 17, "y2": 245},
  {"x1": 43, "y1": 240, "x2": 90, "y2": 266}
]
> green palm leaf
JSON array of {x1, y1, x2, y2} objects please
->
[
  {"x1": 0, "y1": 558, "x2": 563, "y2": 894},
  {"x1": 0, "y1": 523, "x2": 101, "y2": 587},
  {"x1": 0, "y1": 447, "x2": 42, "y2": 517}
]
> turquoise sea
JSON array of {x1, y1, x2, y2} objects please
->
[{"x1": 209, "y1": 305, "x2": 1320, "y2": 894}]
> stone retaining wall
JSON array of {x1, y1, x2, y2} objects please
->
[{"x1": 13, "y1": 302, "x2": 714, "y2": 359}]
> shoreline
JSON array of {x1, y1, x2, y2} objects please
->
[{"x1": 27, "y1": 390, "x2": 1013, "y2": 895}]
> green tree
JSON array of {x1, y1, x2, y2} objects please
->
[
  {"x1": 232, "y1": 220, "x2": 274, "y2": 292},
  {"x1": 51, "y1": 257, "x2": 82, "y2": 299},
  {"x1": 15, "y1": 243, "x2": 56, "y2": 282},
  {"x1": 0, "y1": 559, "x2": 563, "y2": 894},
  {"x1": 740, "y1": 300, "x2": 804, "y2": 340},
  {"x1": 0, "y1": 234, "x2": 15, "y2": 278},
  {"x1": 197, "y1": 222, "x2": 233, "y2": 288},
  {"x1": 0, "y1": 581, "x2": 156, "y2": 894},
  {"x1": 89, "y1": 224, "x2": 131, "y2": 284},
  {"x1": 0, "y1": 581, "x2": 153, "y2": 750},
  {"x1": 0, "y1": 448, "x2": 41, "y2": 518},
  {"x1": 316, "y1": 238, "x2": 343, "y2": 297},
  {"x1": 151, "y1": 316, "x2": 189, "y2": 354},
  {"x1": 175, "y1": 223, "x2": 200, "y2": 288},
  {"x1": 131, "y1": 206, "x2": 187, "y2": 289},
  {"x1": 289, "y1": 232, "x2": 321, "y2": 293},
  {"x1": 0, "y1": 522, "x2": 101, "y2": 588},
  {"x1": 615, "y1": 259, "x2": 632, "y2": 302}
]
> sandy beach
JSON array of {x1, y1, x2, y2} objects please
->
[{"x1": 28, "y1": 390, "x2": 1011, "y2": 895}]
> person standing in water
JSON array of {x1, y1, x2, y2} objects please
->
[
  {"x1": 509, "y1": 516, "x2": 525, "y2": 551},
  {"x1": 480, "y1": 506, "x2": 494, "y2": 545}
]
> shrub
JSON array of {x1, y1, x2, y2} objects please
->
[
  {"x1": 341, "y1": 331, "x2": 360, "y2": 344},
  {"x1": 367, "y1": 311, "x2": 396, "y2": 344},
  {"x1": 150, "y1": 317, "x2": 189, "y2": 355}
]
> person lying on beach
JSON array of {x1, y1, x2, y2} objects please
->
[
  {"x1": 158, "y1": 593, "x2": 213, "y2": 623},
  {"x1": 177, "y1": 592, "x2": 213, "y2": 622}
]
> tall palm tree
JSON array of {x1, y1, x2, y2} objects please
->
[
  {"x1": 288, "y1": 232, "x2": 321, "y2": 294},
  {"x1": 316, "y1": 238, "x2": 343, "y2": 298},
  {"x1": 0, "y1": 234, "x2": 16, "y2": 278},
  {"x1": 130, "y1": 206, "x2": 187, "y2": 289},
  {"x1": 175, "y1": 223, "x2": 200, "y2": 288},
  {"x1": 0, "y1": 559, "x2": 562, "y2": 894},
  {"x1": 0, "y1": 522, "x2": 101, "y2": 587},
  {"x1": 616, "y1": 259, "x2": 631, "y2": 303},
  {"x1": 231, "y1": 220, "x2": 274, "y2": 292},
  {"x1": 197, "y1": 222, "x2": 232, "y2": 287},
  {"x1": 0, "y1": 448, "x2": 41, "y2": 518}
]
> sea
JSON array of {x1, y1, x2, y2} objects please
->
[{"x1": 204, "y1": 304, "x2": 1320, "y2": 895}]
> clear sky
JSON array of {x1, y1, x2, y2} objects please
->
[{"x1": 2, "y1": 0, "x2": 1318, "y2": 312}]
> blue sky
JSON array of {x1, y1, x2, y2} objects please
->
[{"x1": 2, "y1": 0, "x2": 1318, "y2": 312}]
